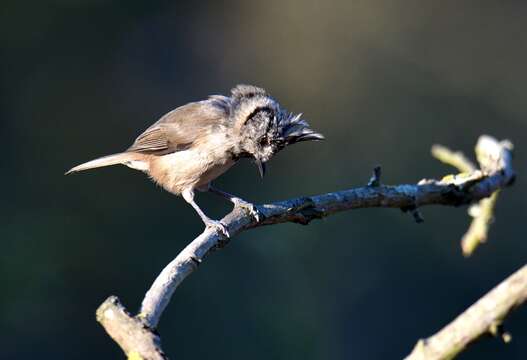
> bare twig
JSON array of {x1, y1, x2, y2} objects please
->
[
  {"x1": 405, "y1": 264, "x2": 527, "y2": 360},
  {"x1": 431, "y1": 137, "x2": 514, "y2": 256},
  {"x1": 367, "y1": 165, "x2": 382, "y2": 187},
  {"x1": 96, "y1": 135, "x2": 516, "y2": 360},
  {"x1": 461, "y1": 191, "x2": 500, "y2": 256},
  {"x1": 431, "y1": 144, "x2": 477, "y2": 173}
]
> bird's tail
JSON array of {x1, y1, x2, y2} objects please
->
[{"x1": 65, "y1": 152, "x2": 145, "y2": 175}]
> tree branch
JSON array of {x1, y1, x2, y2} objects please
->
[
  {"x1": 431, "y1": 144, "x2": 477, "y2": 173},
  {"x1": 96, "y1": 297, "x2": 167, "y2": 360},
  {"x1": 96, "y1": 135, "x2": 517, "y2": 360},
  {"x1": 431, "y1": 139, "x2": 513, "y2": 256},
  {"x1": 405, "y1": 264, "x2": 527, "y2": 360}
]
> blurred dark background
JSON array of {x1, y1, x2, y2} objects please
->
[{"x1": 2, "y1": 1, "x2": 527, "y2": 359}]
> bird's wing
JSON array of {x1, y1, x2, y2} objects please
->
[{"x1": 127, "y1": 99, "x2": 229, "y2": 155}]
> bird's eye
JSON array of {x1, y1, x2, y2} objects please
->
[{"x1": 259, "y1": 137, "x2": 268, "y2": 146}]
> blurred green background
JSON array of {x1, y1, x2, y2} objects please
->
[{"x1": 2, "y1": 1, "x2": 527, "y2": 359}]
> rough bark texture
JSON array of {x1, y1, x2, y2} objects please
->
[
  {"x1": 96, "y1": 135, "x2": 520, "y2": 360},
  {"x1": 96, "y1": 297, "x2": 166, "y2": 360}
]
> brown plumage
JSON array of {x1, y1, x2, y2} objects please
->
[{"x1": 66, "y1": 85, "x2": 324, "y2": 236}]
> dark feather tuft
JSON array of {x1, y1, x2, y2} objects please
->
[{"x1": 277, "y1": 112, "x2": 325, "y2": 145}]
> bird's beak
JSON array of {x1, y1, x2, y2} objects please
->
[
  {"x1": 255, "y1": 159, "x2": 266, "y2": 178},
  {"x1": 299, "y1": 132, "x2": 325, "y2": 142}
]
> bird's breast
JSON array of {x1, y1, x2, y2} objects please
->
[{"x1": 148, "y1": 146, "x2": 236, "y2": 195}]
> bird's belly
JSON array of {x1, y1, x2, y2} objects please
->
[
  {"x1": 149, "y1": 150, "x2": 235, "y2": 194},
  {"x1": 196, "y1": 160, "x2": 236, "y2": 189}
]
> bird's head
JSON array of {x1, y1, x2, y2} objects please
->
[{"x1": 229, "y1": 85, "x2": 324, "y2": 177}]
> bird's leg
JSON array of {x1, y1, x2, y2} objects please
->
[
  {"x1": 208, "y1": 185, "x2": 261, "y2": 222},
  {"x1": 182, "y1": 189, "x2": 230, "y2": 237}
]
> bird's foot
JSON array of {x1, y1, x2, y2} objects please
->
[
  {"x1": 204, "y1": 219, "x2": 230, "y2": 238},
  {"x1": 231, "y1": 198, "x2": 262, "y2": 222}
]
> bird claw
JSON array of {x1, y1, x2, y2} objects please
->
[
  {"x1": 232, "y1": 198, "x2": 262, "y2": 222},
  {"x1": 205, "y1": 219, "x2": 230, "y2": 238}
]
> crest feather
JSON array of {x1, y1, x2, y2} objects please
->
[
  {"x1": 231, "y1": 84, "x2": 268, "y2": 100},
  {"x1": 277, "y1": 111, "x2": 324, "y2": 144}
]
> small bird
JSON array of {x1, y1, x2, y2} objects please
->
[{"x1": 66, "y1": 85, "x2": 324, "y2": 236}]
